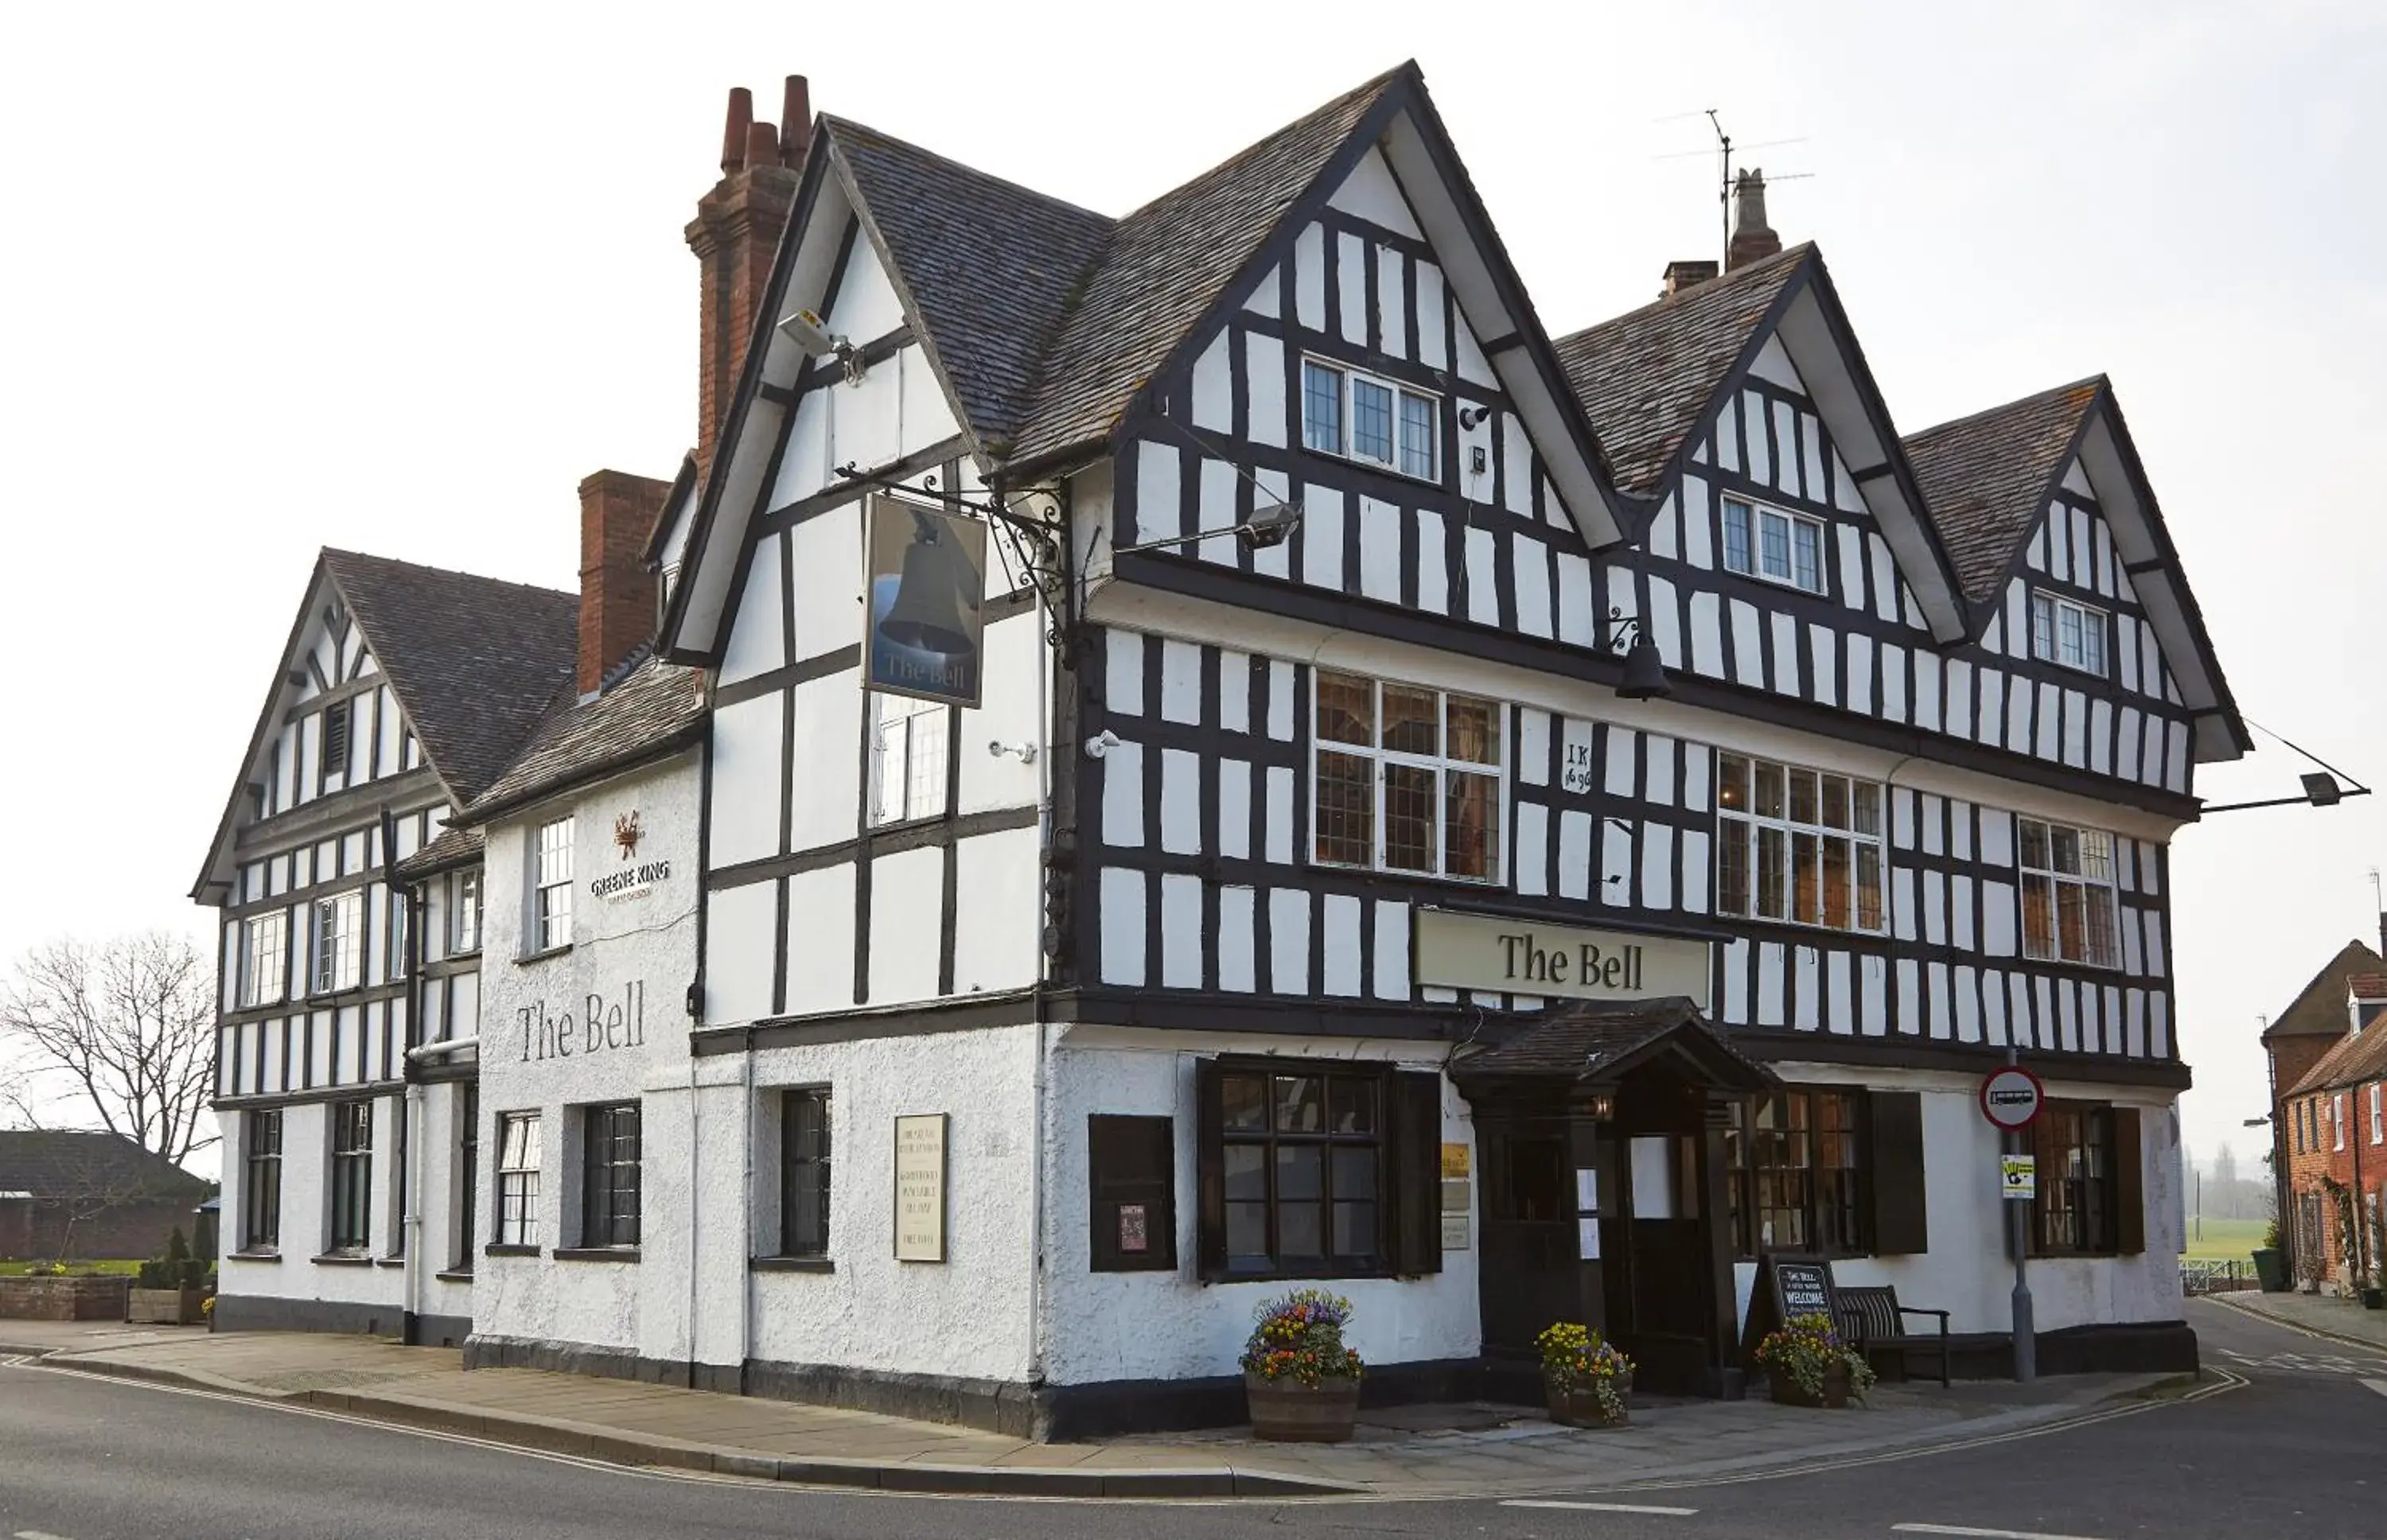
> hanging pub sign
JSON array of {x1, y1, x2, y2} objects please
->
[{"x1": 866, "y1": 496, "x2": 986, "y2": 709}]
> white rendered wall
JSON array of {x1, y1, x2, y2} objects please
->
[
  {"x1": 470, "y1": 755, "x2": 703, "y2": 1363},
  {"x1": 738, "y1": 1023, "x2": 1040, "y2": 1385},
  {"x1": 217, "y1": 1099, "x2": 407, "y2": 1318},
  {"x1": 1730, "y1": 1067, "x2": 2184, "y2": 1337},
  {"x1": 1038, "y1": 1028, "x2": 1481, "y2": 1387}
]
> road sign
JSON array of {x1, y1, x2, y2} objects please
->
[
  {"x1": 2000, "y1": 1153, "x2": 2038, "y2": 1200},
  {"x1": 1979, "y1": 1065, "x2": 2046, "y2": 1131}
]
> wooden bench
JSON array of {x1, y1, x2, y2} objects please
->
[{"x1": 1836, "y1": 1284, "x2": 1951, "y2": 1387}]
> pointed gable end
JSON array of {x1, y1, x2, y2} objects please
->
[
  {"x1": 1010, "y1": 61, "x2": 1628, "y2": 548},
  {"x1": 1907, "y1": 378, "x2": 2249, "y2": 763},
  {"x1": 1557, "y1": 246, "x2": 1967, "y2": 639}
]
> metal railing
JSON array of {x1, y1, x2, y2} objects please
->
[{"x1": 2181, "y1": 1258, "x2": 2257, "y2": 1295}]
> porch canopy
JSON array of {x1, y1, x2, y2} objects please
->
[{"x1": 1447, "y1": 997, "x2": 1781, "y2": 1101}]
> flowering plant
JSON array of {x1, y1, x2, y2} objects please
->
[
  {"x1": 1754, "y1": 1312, "x2": 1875, "y2": 1401},
  {"x1": 1238, "y1": 1289, "x2": 1364, "y2": 1384},
  {"x1": 1536, "y1": 1321, "x2": 1634, "y2": 1421},
  {"x1": 200, "y1": 1295, "x2": 216, "y2": 1320}
]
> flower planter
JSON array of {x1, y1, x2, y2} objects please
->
[
  {"x1": 1769, "y1": 1363, "x2": 1852, "y2": 1409},
  {"x1": 2363, "y1": 1285, "x2": 2385, "y2": 1311},
  {"x1": 127, "y1": 1285, "x2": 207, "y2": 1325},
  {"x1": 1545, "y1": 1371, "x2": 1632, "y2": 1428},
  {"x1": 1244, "y1": 1372, "x2": 1361, "y2": 1443}
]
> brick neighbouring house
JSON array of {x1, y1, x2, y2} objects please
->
[
  {"x1": 2264, "y1": 939, "x2": 2387, "y2": 1289},
  {"x1": 0, "y1": 1131, "x2": 212, "y2": 1262}
]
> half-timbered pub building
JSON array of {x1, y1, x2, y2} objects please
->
[{"x1": 196, "y1": 60, "x2": 2241, "y2": 1436}]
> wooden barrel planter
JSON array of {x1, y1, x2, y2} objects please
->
[
  {"x1": 1768, "y1": 1363, "x2": 1852, "y2": 1409},
  {"x1": 1546, "y1": 1371, "x2": 1633, "y2": 1428},
  {"x1": 1244, "y1": 1373, "x2": 1361, "y2": 1442}
]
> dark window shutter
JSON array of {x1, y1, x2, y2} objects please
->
[
  {"x1": 1088, "y1": 1114, "x2": 1176, "y2": 1273},
  {"x1": 1196, "y1": 1058, "x2": 1226, "y2": 1280},
  {"x1": 2113, "y1": 1106, "x2": 2146, "y2": 1254},
  {"x1": 1392, "y1": 1070, "x2": 1444, "y2": 1276},
  {"x1": 1866, "y1": 1091, "x2": 1929, "y2": 1255}
]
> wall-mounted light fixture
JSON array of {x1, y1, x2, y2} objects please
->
[
  {"x1": 1083, "y1": 729, "x2": 1122, "y2": 760},
  {"x1": 1458, "y1": 404, "x2": 1490, "y2": 431},
  {"x1": 1599, "y1": 608, "x2": 1671, "y2": 702},
  {"x1": 777, "y1": 307, "x2": 866, "y2": 384},
  {"x1": 987, "y1": 740, "x2": 1039, "y2": 764},
  {"x1": 1113, "y1": 501, "x2": 1303, "y2": 557}
]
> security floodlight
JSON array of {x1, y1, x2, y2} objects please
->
[
  {"x1": 2300, "y1": 772, "x2": 2342, "y2": 807},
  {"x1": 1236, "y1": 500, "x2": 1302, "y2": 551},
  {"x1": 777, "y1": 308, "x2": 840, "y2": 356}
]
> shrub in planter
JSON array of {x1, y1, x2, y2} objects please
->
[
  {"x1": 1754, "y1": 1312, "x2": 1875, "y2": 1409},
  {"x1": 1536, "y1": 1321, "x2": 1634, "y2": 1427},
  {"x1": 128, "y1": 1228, "x2": 208, "y2": 1325},
  {"x1": 1240, "y1": 1289, "x2": 1365, "y2": 1443}
]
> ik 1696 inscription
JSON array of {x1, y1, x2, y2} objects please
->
[{"x1": 520, "y1": 981, "x2": 648, "y2": 1062}]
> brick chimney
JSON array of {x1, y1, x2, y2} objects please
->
[
  {"x1": 1661, "y1": 259, "x2": 1719, "y2": 299},
  {"x1": 578, "y1": 470, "x2": 675, "y2": 694},
  {"x1": 687, "y1": 76, "x2": 812, "y2": 476},
  {"x1": 1727, "y1": 169, "x2": 1781, "y2": 270}
]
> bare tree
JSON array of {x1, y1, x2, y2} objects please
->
[{"x1": 0, "y1": 933, "x2": 217, "y2": 1166}]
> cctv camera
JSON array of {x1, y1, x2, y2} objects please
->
[{"x1": 1083, "y1": 729, "x2": 1122, "y2": 759}]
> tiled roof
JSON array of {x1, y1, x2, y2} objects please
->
[
  {"x1": 395, "y1": 822, "x2": 483, "y2": 882},
  {"x1": 1449, "y1": 998, "x2": 1778, "y2": 1091},
  {"x1": 0, "y1": 1131, "x2": 208, "y2": 1200},
  {"x1": 461, "y1": 654, "x2": 707, "y2": 823},
  {"x1": 1902, "y1": 379, "x2": 2101, "y2": 604},
  {"x1": 2264, "y1": 939, "x2": 2385, "y2": 1042},
  {"x1": 2287, "y1": 1017, "x2": 2387, "y2": 1098},
  {"x1": 827, "y1": 119, "x2": 1115, "y2": 453},
  {"x1": 320, "y1": 550, "x2": 578, "y2": 803},
  {"x1": 1005, "y1": 66, "x2": 1406, "y2": 467},
  {"x1": 1551, "y1": 245, "x2": 1809, "y2": 494},
  {"x1": 2354, "y1": 974, "x2": 2387, "y2": 1001}
]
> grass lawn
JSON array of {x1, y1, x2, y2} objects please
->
[
  {"x1": 2183, "y1": 1216, "x2": 2269, "y2": 1263},
  {"x1": 0, "y1": 1259, "x2": 143, "y2": 1276}
]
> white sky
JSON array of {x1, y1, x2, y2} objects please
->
[{"x1": 1, "y1": 1, "x2": 2377, "y2": 1169}]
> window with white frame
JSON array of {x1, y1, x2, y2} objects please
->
[
  {"x1": 451, "y1": 869, "x2": 481, "y2": 955},
  {"x1": 2334, "y1": 1094, "x2": 2346, "y2": 1151},
  {"x1": 2018, "y1": 819, "x2": 2120, "y2": 968},
  {"x1": 387, "y1": 888, "x2": 409, "y2": 982},
  {"x1": 2371, "y1": 1084, "x2": 2381, "y2": 1145},
  {"x1": 1714, "y1": 756, "x2": 1886, "y2": 932},
  {"x1": 1721, "y1": 496, "x2": 1826, "y2": 595},
  {"x1": 533, "y1": 819, "x2": 573, "y2": 953},
  {"x1": 1301, "y1": 360, "x2": 1438, "y2": 482},
  {"x1": 311, "y1": 891, "x2": 364, "y2": 994},
  {"x1": 495, "y1": 1112, "x2": 541, "y2": 1247},
  {"x1": 239, "y1": 910, "x2": 287, "y2": 1008},
  {"x1": 869, "y1": 693, "x2": 950, "y2": 826},
  {"x1": 2031, "y1": 591, "x2": 2109, "y2": 676},
  {"x1": 1311, "y1": 671, "x2": 1502, "y2": 882}
]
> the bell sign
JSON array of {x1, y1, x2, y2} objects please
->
[{"x1": 866, "y1": 495, "x2": 987, "y2": 708}]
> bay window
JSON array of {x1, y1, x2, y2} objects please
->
[
  {"x1": 1715, "y1": 755, "x2": 1885, "y2": 933},
  {"x1": 1311, "y1": 671, "x2": 1502, "y2": 882}
]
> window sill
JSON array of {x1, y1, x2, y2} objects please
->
[
  {"x1": 1301, "y1": 444, "x2": 1444, "y2": 491},
  {"x1": 751, "y1": 1255, "x2": 834, "y2": 1274},
  {"x1": 1711, "y1": 912, "x2": 1893, "y2": 947},
  {"x1": 1721, "y1": 565, "x2": 1830, "y2": 601},
  {"x1": 434, "y1": 1268, "x2": 474, "y2": 1283},
  {"x1": 516, "y1": 944, "x2": 574, "y2": 966},
  {"x1": 1305, "y1": 860, "x2": 1508, "y2": 895},
  {"x1": 310, "y1": 1252, "x2": 375, "y2": 1267},
  {"x1": 483, "y1": 1242, "x2": 540, "y2": 1258},
  {"x1": 552, "y1": 1246, "x2": 640, "y2": 1263},
  {"x1": 373, "y1": 1256, "x2": 406, "y2": 1269},
  {"x1": 226, "y1": 1249, "x2": 282, "y2": 1263},
  {"x1": 1199, "y1": 1265, "x2": 1396, "y2": 1285},
  {"x1": 866, "y1": 810, "x2": 952, "y2": 837}
]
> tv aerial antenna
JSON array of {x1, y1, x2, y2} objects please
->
[{"x1": 1655, "y1": 111, "x2": 1811, "y2": 266}]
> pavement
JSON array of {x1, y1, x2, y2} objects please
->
[
  {"x1": 0, "y1": 1317, "x2": 2179, "y2": 1502},
  {"x1": 2207, "y1": 1282, "x2": 2387, "y2": 1351},
  {"x1": 9, "y1": 1302, "x2": 2382, "y2": 1539}
]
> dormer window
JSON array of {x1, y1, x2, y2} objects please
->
[
  {"x1": 1302, "y1": 359, "x2": 1437, "y2": 482},
  {"x1": 2031, "y1": 591, "x2": 2108, "y2": 676},
  {"x1": 1721, "y1": 497, "x2": 1824, "y2": 595}
]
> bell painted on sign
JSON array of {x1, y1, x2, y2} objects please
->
[{"x1": 878, "y1": 507, "x2": 976, "y2": 655}]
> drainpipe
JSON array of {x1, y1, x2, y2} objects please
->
[
  {"x1": 403, "y1": 1032, "x2": 478, "y2": 1339},
  {"x1": 1023, "y1": 478, "x2": 1062, "y2": 1409}
]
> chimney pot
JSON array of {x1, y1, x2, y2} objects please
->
[
  {"x1": 746, "y1": 119, "x2": 779, "y2": 169},
  {"x1": 781, "y1": 76, "x2": 812, "y2": 165},
  {"x1": 1661, "y1": 259, "x2": 1720, "y2": 299},
  {"x1": 1727, "y1": 169, "x2": 1782, "y2": 270},
  {"x1": 721, "y1": 86, "x2": 755, "y2": 175}
]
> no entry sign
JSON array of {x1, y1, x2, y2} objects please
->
[{"x1": 1979, "y1": 1066, "x2": 2046, "y2": 1131}]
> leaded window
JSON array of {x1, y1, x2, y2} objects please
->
[
  {"x1": 1721, "y1": 497, "x2": 1826, "y2": 595},
  {"x1": 2031, "y1": 591, "x2": 2109, "y2": 676},
  {"x1": 781, "y1": 1089, "x2": 831, "y2": 1258},
  {"x1": 1217, "y1": 1067, "x2": 1383, "y2": 1275},
  {"x1": 239, "y1": 910, "x2": 287, "y2": 1008},
  {"x1": 582, "y1": 1102, "x2": 641, "y2": 1249},
  {"x1": 1725, "y1": 1090, "x2": 1864, "y2": 1258},
  {"x1": 329, "y1": 1099, "x2": 373, "y2": 1253},
  {"x1": 243, "y1": 1110, "x2": 282, "y2": 1250},
  {"x1": 312, "y1": 891, "x2": 364, "y2": 994},
  {"x1": 2033, "y1": 1103, "x2": 2117, "y2": 1255},
  {"x1": 869, "y1": 693, "x2": 950, "y2": 826},
  {"x1": 1300, "y1": 360, "x2": 1437, "y2": 482},
  {"x1": 1311, "y1": 671, "x2": 1502, "y2": 882},
  {"x1": 2018, "y1": 819, "x2": 2120, "y2": 967},
  {"x1": 1715, "y1": 755, "x2": 1885, "y2": 933}
]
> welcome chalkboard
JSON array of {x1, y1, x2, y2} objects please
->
[{"x1": 1739, "y1": 1254, "x2": 1841, "y2": 1364}]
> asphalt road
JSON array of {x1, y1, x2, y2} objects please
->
[{"x1": 2, "y1": 1299, "x2": 2379, "y2": 1540}]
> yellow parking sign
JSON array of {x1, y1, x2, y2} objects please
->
[{"x1": 2000, "y1": 1153, "x2": 2037, "y2": 1200}]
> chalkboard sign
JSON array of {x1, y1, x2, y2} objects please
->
[{"x1": 1739, "y1": 1253, "x2": 1840, "y2": 1365}]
